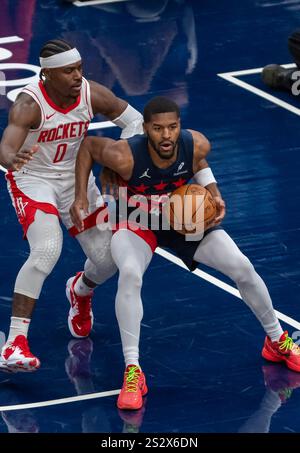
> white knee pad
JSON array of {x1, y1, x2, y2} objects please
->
[
  {"x1": 30, "y1": 227, "x2": 63, "y2": 275},
  {"x1": 14, "y1": 212, "x2": 63, "y2": 299},
  {"x1": 77, "y1": 227, "x2": 117, "y2": 285}
]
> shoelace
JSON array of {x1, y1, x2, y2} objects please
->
[
  {"x1": 279, "y1": 335, "x2": 300, "y2": 354},
  {"x1": 125, "y1": 366, "x2": 140, "y2": 393}
]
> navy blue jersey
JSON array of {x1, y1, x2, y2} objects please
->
[
  {"x1": 124, "y1": 129, "x2": 195, "y2": 198},
  {"x1": 114, "y1": 129, "x2": 221, "y2": 271},
  {"x1": 116, "y1": 129, "x2": 195, "y2": 230}
]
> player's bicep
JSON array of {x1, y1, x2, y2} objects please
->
[
  {"x1": 101, "y1": 141, "x2": 132, "y2": 179},
  {"x1": 90, "y1": 81, "x2": 127, "y2": 118},
  {"x1": 1, "y1": 98, "x2": 39, "y2": 151},
  {"x1": 189, "y1": 130, "x2": 211, "y2": 173}
]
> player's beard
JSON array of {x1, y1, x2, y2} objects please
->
[{"x1": 147, "y1": 133, "x2": 178, "y2": 160}]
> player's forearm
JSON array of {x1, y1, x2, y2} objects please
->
[
  {"x1": 193, "y1": 160, "x2": 223, "y2": 198},
  {"x1": 0, "y1": 144, "x2": 16, "y2": 169},
  {"x1": 205, "y1": 182, "x2": 222, "y2": 199},
  {"x1": 74, "y1": 146, "x2": 93, "y2": 199}
]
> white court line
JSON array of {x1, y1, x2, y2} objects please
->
[
  {"x1": 88, "y1": 120, "x2": 116, "y2": 130},
  {"x1": 155, "y1": 247, "x2": 300, "y2": 331},
  {"x1": 74, "y1": 0, "x2": 129, "y2": 7},
  {"x1": 0, "y1": 36, "x2": 23, "y2": 45},
  {"x1": 1, "y1": 244, "x2": 299, "y2": 412},
  {"x1": 0, "y1": 389, "x2": 120, "y2": 412},
  {"x1": 218, "y1": 63, "x2": 300, "y2": 116}
]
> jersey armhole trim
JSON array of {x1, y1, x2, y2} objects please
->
[
  {"x1": 22, "y1": 88, "x2": 45, "y2": 132},
  {"x1": 83, "y1": 77, "x2": 94, "y2": 120}
]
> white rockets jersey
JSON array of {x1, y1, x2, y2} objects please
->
[{"x1": 19, "y1": 77, "x2": 93, "y2": 177}]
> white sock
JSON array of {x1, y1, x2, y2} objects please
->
[
  {"x1": 265, "y1": 323, "x2": 284, "y2": 343},
  {"x1": 7, "y1": 316, "x2": 31, "y2": 343},
  {"x1": 125, "y1": 357, "x2": 141, "y2": 369},
  {"x1": 74, "y1": 274, "x2": 94, "y2": 296}
]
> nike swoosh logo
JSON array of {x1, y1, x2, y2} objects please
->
[{"x1": 46, "y1": 112, "x2": 56, "y2": 120}]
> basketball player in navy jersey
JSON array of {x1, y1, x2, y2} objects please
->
[
  {"x1": 70, "y1": 96, "x2": 300, "y2": 410},
  {"x1": 0, "y1": 39, "x2": 144, "y2": 372}
]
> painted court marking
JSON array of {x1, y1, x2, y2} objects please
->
[
  {"x1": 218, "y1": 63, "x2": 300, "y2": 115},
  {"x1": 0, "y1": 389, "x2": 120, "y2": 412},
  {"x1": 74, "y1": 0, "x2": 129, "y2": 7}
]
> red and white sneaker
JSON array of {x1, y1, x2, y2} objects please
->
[
  {"x1": 66, "y1": 272, "x2": 94, "y2": 338},
  {"x1": 262, "y1": 331, "x2": 300, "y2": 372},
  {"x1": 117, "y1": 365, "x2": 148, "y2": 410},
  {"x1": 0, "y1": 335, "x2": 40, "y2": 372}
]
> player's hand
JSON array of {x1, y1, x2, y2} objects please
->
[
  {"x1": 69, "y1": 197, "x2": 89, "y2": 232},
  {"x1": 213, "y1": 196, "x2": 226, "y2": 226},
  {"x1": 9, "y1": 144, "x2": 39, "y2": 171},
  {"x1": 100, "y1": 167, "x2": 119, "y2": 199}
]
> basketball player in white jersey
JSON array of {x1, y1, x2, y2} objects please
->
[{"x1": 0, "y1": 39, "x2": 143, "y2": 372}]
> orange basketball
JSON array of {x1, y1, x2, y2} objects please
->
[{"x1": 164, "y1": 184, "x2": 216, "y2": 235}]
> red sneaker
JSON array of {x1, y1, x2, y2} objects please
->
[
  {"x1": 117, "y1": 365, "x2": 148, "y2": 410},
  {"x1": 66, "y1": 272, "x2": 94, "y2": 338},
  {"x1": 0, "y1": 335, "x2": 40, "y2": 372},
  {"x1": 262, "y1": 331, "x2": 300, "y2": 372}
]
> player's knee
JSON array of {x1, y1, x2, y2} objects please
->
[
  {"x1": 229, "y1": 254, "x2": 255, "y2": 284},
  {"x1": 80, "y1": 229, "x2": 114, "y2": 268},
  {"x1": 89, "y1": 242, "x2": 115, "y2": 272},
  {"x1": 31, "y1": 231, "x2": 63, "y2": 276},
  {"x1": 119, "y1": 263, "x2": 143, "y2": 290}
]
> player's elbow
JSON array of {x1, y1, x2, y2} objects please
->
[{"x1": 202, "y1": 139, "x2": 211, "y2": 158}]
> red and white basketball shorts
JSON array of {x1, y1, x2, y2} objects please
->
[{"x1": 6, "y1": 170, "x2": 108, "y2": 238}]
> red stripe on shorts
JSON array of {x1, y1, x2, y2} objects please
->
[
  {"x1": 68, "y1": 205, "x2": 109, "y2": 237},
  {"x1": 6, "y1": 171, "x2": 59, "y2": 239},
  {"x1": 113, "y1": 221, "x2": 157, "y2": 253}
]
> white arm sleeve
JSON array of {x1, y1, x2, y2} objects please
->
[{"x1": 112, "y1": 104, "x2": 144, "y2": 139}]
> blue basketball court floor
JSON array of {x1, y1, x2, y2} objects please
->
[{"x1": 1, "y1": 0, "x2": 300, "y2": 435}]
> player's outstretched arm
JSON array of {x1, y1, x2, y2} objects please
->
[
  {"x1": 71, "y1": 137, "x2": 133, "y2": 231},
  {"x1": 0, "y1": 94, "x2": 40, "y2": 170},
  {"x1": 71, "y1": 136, "x2": 110, "y2": 231},
  {"x1": 89, "y1": 81, "x2": 143, "y2": 138}
]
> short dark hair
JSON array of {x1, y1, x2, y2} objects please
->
[
  {"x1": 143, "y1": 96, "x2": 180, "y2": 123},
  {"x1": 39, "y1": 39, "x2": 74, "y2": 80},
  {"x1": 39, "y1": 39, "x2": 73, "y2": 58}
]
